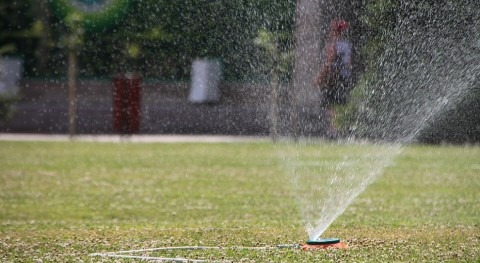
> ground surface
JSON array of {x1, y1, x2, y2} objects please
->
[{"x1": 0, "y1": 139, "x2": 478, "y2": 262}]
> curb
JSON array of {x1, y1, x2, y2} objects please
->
[{"x1": 0, "y1": 133, "x2": 270, "y2": 143}]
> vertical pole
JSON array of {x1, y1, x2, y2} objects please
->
[
  {"x1": 68, "y1": 49, "x2": 77, "y2": 138},
  {"x1": 65, "y1": 14, "x2": 83, "y2": 139},
  {"x1": 292, "y1": 0, "x2": 322, "y2": 138},
  {"x1": 293, "y1": 0, "x2": 341, "y2": 138},
  {"x1": 270, "y1": 72, "x2": 279, "y2": 142}
]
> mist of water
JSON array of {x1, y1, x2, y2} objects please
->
[
  {"x1": 281, "y1": 141, "x2": 402, "y2": 240},
  {"x1": 281, "y1": 0, "x2": 478, "y2": 241}
]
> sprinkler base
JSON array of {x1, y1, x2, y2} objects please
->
[{"x1": 301, "y1": 238, "x2": 348, "y2": 250}]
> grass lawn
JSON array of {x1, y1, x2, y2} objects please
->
[{"x1": 0, "y1": 141, "x2": 478, "y2": 262}]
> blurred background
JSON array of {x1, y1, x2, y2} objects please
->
[{"x1": 0, "y1": 0, "x2": 478, "y2": 143}]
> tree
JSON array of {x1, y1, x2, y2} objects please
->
[{"x1": 12, "y1": 1, "x2": 297, "y2": 80}]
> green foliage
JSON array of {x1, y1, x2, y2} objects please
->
[
  {"x1": 334, "y1": 0, "x2": 399, "y2": 136},
  {"x1": 337, "y1": 0, "x2": 480, "y2": 142},
  {"x1": 0, "y1": 1, "x2": 44, "y2": 56},
  {"x1": 63, "y1": 12, "x2": 85, "y2": 51},
  {"x1": 0, "y1": 1, "x2": 47, "y2": 79},
  {"x1": 254, "y1": 29, "x2": 294, "y2": 82},
  {"x1": 1, "y1": 0, "x2": 296, "y2": 80},
  {"x1": 49, "y1": 0, "x2": 131, "y2": 32},
  {"x1": 0, "y1": 95, "x2": 17, "y2": 122},
  {"x1": 361, "y1": 0, "x2": 396, "y2": 68}
]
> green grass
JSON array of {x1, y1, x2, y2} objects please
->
[{"x1": 0, "y1": 141, "x2": 478, "y2": 262}]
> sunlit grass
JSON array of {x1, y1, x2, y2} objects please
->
[{"x1": 0, "y1": 141, "x2": 478, "y2": 262}]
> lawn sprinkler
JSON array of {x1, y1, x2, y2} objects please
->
[{"x1": 301, "y1": 238, "x2": 348, "y2": 251}]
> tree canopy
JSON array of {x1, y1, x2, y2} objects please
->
[{"x1": 1, "y1": 0, "x2": 296, "y2": 80}]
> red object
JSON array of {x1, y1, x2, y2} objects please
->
[
  {"x1": 330, "y1": 19, "x2": 349, "y2": 32},
  {"x1": 113, "y1": 74, "x2": 142, "y2": 134},
  {"x1": 301, "y1": 242, "x2": 348, "y2": 251}
]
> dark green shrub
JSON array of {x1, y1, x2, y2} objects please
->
[{"x1": 0, "y1": 95, "x2": 17, "y2": 123}]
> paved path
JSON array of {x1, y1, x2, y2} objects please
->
[
  {"x1": 0, "y1": 133, "x2": 270, "y2": 143},
  {"x1": 0, "y1": 80, "x2": 329, "y2": 136}
]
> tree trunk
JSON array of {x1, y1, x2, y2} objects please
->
[
  {"x1": 292, "y1": 0, "x2": 325, "y2": 137},
  {"x1": 292, "y1": 0, "x2": 364, "y2": 137},
  {"x1": 68, "y1": 49, "x2": 77, "y2": 137}
]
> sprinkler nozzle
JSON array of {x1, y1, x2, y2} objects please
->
[{"x1": 301, "y1": 238, "x2": 348, "y2": 251}]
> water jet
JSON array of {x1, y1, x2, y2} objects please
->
[{"x1": 282, "y1": 0, "x2": 478, "y2": 244}]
